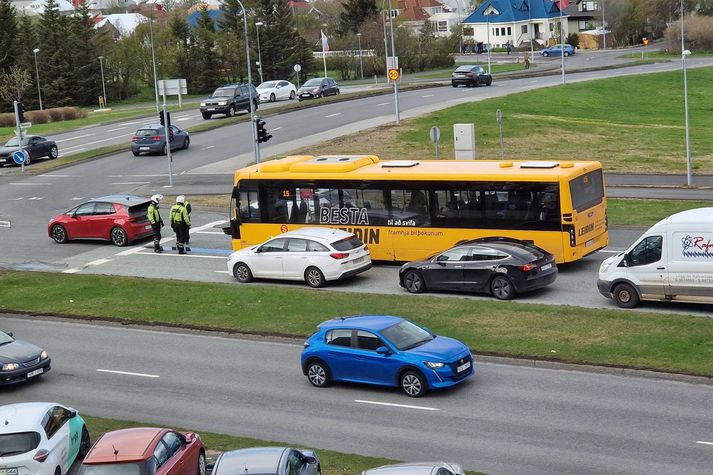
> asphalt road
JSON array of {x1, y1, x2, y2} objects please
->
[{"x1": 2, "y1": 315, "x2": 711, "y2": 475}]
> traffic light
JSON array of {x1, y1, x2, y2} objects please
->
[
  {"x1": 256, "y1": 118, "x2": 272, "y2": 144},
  {"x1": 17, "y1": 102, "x2": 26, "y2": 123},
  {"x1": 168, "y1": 126, "x2": 174, "y2": 142},
  {"x1": 159, "y1": 110, "x2": 165, "y2": 126}
]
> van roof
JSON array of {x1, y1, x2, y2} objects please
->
[{"x1": 650, "y1": 207, "x2": 713, "y2": 231}]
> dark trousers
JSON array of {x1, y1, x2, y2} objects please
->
[
  {"x1": 175, "y1": 224, "x2": 190, "y2": 253},
  {"x1": 151, "y1": 223, "x2": 162, "y2": 251}
]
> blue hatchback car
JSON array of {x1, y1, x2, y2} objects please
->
[
  {"x1": 540, "y1": 44, "x2": 575, "y2": 57},
  {"x1": 301, "y1": 315, "x2": 474, "y2": 397}
]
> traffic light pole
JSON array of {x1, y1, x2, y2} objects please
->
[
  {"x1": 162, "y1": 102, "x2": 174, "y2": 185},
  {"x1": 13, "y1": 100, "x2": 25, "y2": 173}
]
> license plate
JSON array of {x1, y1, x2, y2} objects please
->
[
  {"x1": 585, "y1": 238, "x2": 595, "y2": 247},
  {"x1": 351, "y1": 256, "x2": 365, "y2": 264},
  {"x1": 144, "y1": 225, "x2": 152, "y2": 230},
  {"x1": 207, "y1": 108, "x2": 215, "y2": 111},
  {"x1": 0, "y1": 468, "x2": 19, "y2": 475},
  {"x1": 300, "y1": 94, "x2": 309, "y2": 97},
  {"x1": 140, "y1": 147, "x2": 150, "y2": 150},
  {"x1": 540, "y1": 263, "x2": 552, "y2": 271},
  {"x1": 27, "y1": 368, "x2": 43, "y2": 378},
  {"x1": 457, "y1": 361, "x2": 471, "y2": 373}
]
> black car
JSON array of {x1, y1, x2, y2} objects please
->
[
  {"x1": 399, "y1": 238, "x2": 557, "y2": 300},
  {"x1": 451, "y1": 65, "x2": 493, "y2": 88},
  {"x1": 200, "y1": 84, "x2": 259, "y2": 119},
  {"x1": 212, "y1": 447, "x2": 320, "y2": 475},
  {"x1": 0, "y1": 330, "x2": 51, "y2": 385},
  {"x1": 297, "y1": 77, "x2": 340, "y2": 101},
  {"x1": 0, "y1": 135, "x2": 59, "y2": 167}
]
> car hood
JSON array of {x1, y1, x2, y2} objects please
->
[
  {"x1": 0, "y1": 339, "x2": 43, "y2": 364},
  {"x1": 256, "y1": 87, "x2": 276, "y2": 92},
  {"x1": 405, "y1": 336, "x2": 469, "y2": 361},
  {"x1": 208, "y1": 95, "x2": 231, "y2": 100},
  {"x1": 0, "y1": 146, "x2": 21, "y2": 155}
]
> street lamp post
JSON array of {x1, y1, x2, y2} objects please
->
[
  {"x1": 681, "y1": 0, "x2": 692, "y2": 186},
  {"x1": 234, "y1": 0, "x2": 259, "y2": 163},
  {"x1": 32, "y1": 48, "x2": 42, "y2": 110},
  {"x1": 486, "y1": 14, "x2": 491, "y2": 74},
  {"x1": 255, "y1": 21, "x2": 264, "y2": 84},
  {"x1": 356, "y1": 32, "x2": 364, "y2": 79},
  {"x1": 386, "y1": 0, "x2": 400, "y2": 125},
  {"x1": 98, "y1": 55, "x2": 107, "y2": 107},
  {"x1": 148, "y1": 6, "x2": 159, "y2": 113},
  {"x1": 602, "y1": 0, "x2": 606, "y2": 50}
]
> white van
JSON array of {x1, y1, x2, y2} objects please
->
[{"x1": 597, "y1": 207, "x2": 713, "y2": 308}]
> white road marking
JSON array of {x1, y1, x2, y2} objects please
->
[
  {"x1": 696, "y1": 441, "x2": 713, "y2": 446},
  {"x1": 195, "y1": 231, "x2": 227, "y2": 235},
  {"x1": 107, "y1": 126, "x2": 128, "y2": 132},
  {"x1": 600, "y1": 249, "x2": 624, "y2": 253},
  {"x1": 355, "y1": 400, "x2": 439, "y2": 411},
  {"x1": 62, "y1": 133, "x2": 132, "y2": 151},
  {"x1": 376, "y1": 102, "x2": 390, "y2": 106},
  {"x1": 119, "y1": 120, "x2": 146, "y2": 126},
  {"x1": 215, "y1": 270, "x2": 230, "y2": 274},
  {"x1": 39, "y1": 174, "x2": 79, "y2": 178},
  {"x1": 87, "y1": 258, "x2": 111, "y2": 267},
  {"x1": 55, "y1": 133, "x2": 94, "y2": 143},
  {"x1": 201, "y1": 146, "x2": 215, "y2": 150},
  {"x1": 71, "y1": 197, "x2": 86, "y2": 200},
  {"x1": 8, "y1": 197, "x2": 24, "y2": 201},
  {"x1": 108, "y1": 174, "x2": 172, "y2": 178},
  {"x1": 62, "y1": 268, "x2": 80, "y2": 274},
  {"x1": 135, "y1": 251, "x2": 226, "y2": 259},
  {"x1": 59, "y1": 148, "x2": 85, "y2": 154},
  {"x1": 114, "y1": 220, "x2": 228, "y2": 257},
  {"x1": 530, "y1": 80, "x2": 539, "y2": 83},
  {"x1": 176, "y1": 117, "x2": 191, "y2": 122},
  {"x1": 27, "y1": 197, "x2": 44, "y2": 200},
  {"x1": 9, "y1": 182, "x2": 52, "y2": 186},
  {"x1": 96, "y1": 369, "x2": 160, "y2": 378},
  {"x1": 325, "y1": 113, "x2": 342, "y2": 118},
  {"x1": 447, "y1": 99, "x2": 462, "y2": 103},
  {"x1": 0, "y1": 220, "x2": 10, "y2": 228},
  {"x1": 109, "y1": 182, "x2": 151, "y2": 185},
  {"x1": 422, "y1": 94, "x2": 435, "y2": 98},
  {"x1": 272, "y1": 127, "x2": 283, "y2": 131}
]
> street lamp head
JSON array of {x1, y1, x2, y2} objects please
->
[
  {"x1": 682, "y1": 49, "x2": 691, "y2": 56},
  {"x1": 98, "y1": 55, "x2": 104, "y2": 60},
  {"x1": 255, "y1": 21, "x2": 263, "y2": 26},
  {"x1": 357, "y1": 32, "x2": 362, "y2": 36},
  {"x1": 33, "y1": 48, "x2": 40, "y2": 53}
]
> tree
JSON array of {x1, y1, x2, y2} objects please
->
[
  {"x1": 191, "y1": 5, "x2": 221, "y2": 92},
  {"x1": 69, "y1": 1, "x2": 101, "y2": 106},
  {"x1": 0, "y1": 0, "x2": 17, "y2": 74},
  {"x1": 0, "y1": 66, "x2": 31, "y2": 104},
  {"x1": 38, "y1": 0, "x2": 75, "y2": 106},
  {"x1": 338, "y1": 0, "x2": 378, "y2": 36},
  {"x1": 219, "y1": 0, "x2": 249, "y2": 82}
]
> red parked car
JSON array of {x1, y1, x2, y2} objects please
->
[
  {"x1": 48, "y1": 195, "x2": 154, "y2": 246},
  {"x1": 78, "y1": 427, "x2": 206, "y2": 475}
]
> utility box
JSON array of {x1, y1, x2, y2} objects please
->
[{"x1": 454, "y1": 123, "x2": 476, "y2": 160}]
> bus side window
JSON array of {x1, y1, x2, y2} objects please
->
[{"x1": 239, "y1": 191, "x2": 260, "y2": 221}]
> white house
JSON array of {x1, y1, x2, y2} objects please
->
[
  {"x1": 429, "y1": 12, "x2": 462, "y2": 37},
  {"x1": 94, "y1": 12, "x2": 148, "y2": 36},
  {"x1": 23, "y1": 0, "x2": 75, "y2": 15}
]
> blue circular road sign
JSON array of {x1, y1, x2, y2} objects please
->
[{"x1": 12, "y1": 149, "x2": 27, "y2": 165}]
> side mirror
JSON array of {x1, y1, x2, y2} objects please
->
[
  {"x1": 304, "y1": 456, "x2": 317, "y2": 464},
  {"x1": 622, "y1": 254, "x2": 630, "y2": 267},
  {"x1": 376, "y1": 346, "x2": 391, "y2": 355},
  {"x1": 6, "y1": 331, "x2": 13, "y2": 338},
  {"x1": 68, "y1": 410, "x2": 78, "y2": 418},
  {"x1": 255, "y1": 247, "x2": 263, "y2": 253}
]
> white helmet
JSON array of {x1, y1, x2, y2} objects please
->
[
  {"x1": 150, "y1": 194, "x2": 163, "y2": 203},
  {"x1": 176, "y1": 195, "x2": 185, "y2": 204}
]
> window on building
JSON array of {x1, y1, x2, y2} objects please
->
[
  {"x1": 507, "y1": 26, "x2": 511, "y2": 35},
  {"x1": 437, "y1": 20, "x2": 448, "y2": 32},
  {"x1": 579, "y1": 20, "x2": 587, "y2": 29},
  {"x1": 521, "y1": 24, "x2": 528, "y2": 34},
  {"x1": 500, "y1": 27, "x2": 505, "y2": 35}
]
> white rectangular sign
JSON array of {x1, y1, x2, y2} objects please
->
[{"x1": 158, "y1": 79, "x2": 187, "y2": 95}]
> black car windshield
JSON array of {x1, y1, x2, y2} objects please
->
[
  {"x1": 0, "y1": 331, "x2": 13, "y2": 345},
  {"x1": 0, "y1": 432, "x2": 41, "y2": 456},
  {"x1": 381, "y1": 320, "x2": 434, "y2": 351},
  {"x1": 455, "y1": 65, "x2": 475, "y2": 72},
  {"x1": 4, "y1": 137, "x2": 29, "y2": 147},
  {"x1": 304, "y1": 79, "x2": 322, "y2": 87},
  {"x1": 331, "y1": 236, "x2": 363, "y2": 251},
  {"x1": 79, "y1": 462, "x2": 146, "y2": 475},
  {"x1": 212, "y1": 87, "x2": 237, "y2": 97}
]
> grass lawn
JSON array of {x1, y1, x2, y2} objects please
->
[
  {"x1": 83, "y1": 416, "x2": 482, "y2": 475},
  {"x1": 607, "y1": 198, "x2": 713, "y2": 226},
  {"x1": 1, "y1": 271, "x2": 712, "y2": 377},
  {"x1": 290, "y1": 66, "x2": 713, "y2": 174}
]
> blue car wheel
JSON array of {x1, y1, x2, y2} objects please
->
[
  {"x1": 307, "y1": 360, "x2": 330, "y2": 387},
  {"x1": 400, "y1": 370, "x2": 426, "y2": 397}
]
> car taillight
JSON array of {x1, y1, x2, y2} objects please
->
[
  {"x1": 131, "y1": 136, "x2": 139, "y2": 142},
  {"x1": 520, "y1": 263, "x2": 537, "y2": 272},
  {"x1": 330, "y1": 253, "x2": 349, "y2": 259},
  {"x1": 151, "y1": 136, "x2": 162, "y2": 141},
  {"x1": 363, "y1": 245, "x2": 369, "y2": 252},
  {"x1": 34, "y1": 449, "x2": 50, "y2": 462}
]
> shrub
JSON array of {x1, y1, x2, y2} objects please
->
[
  {"x1": 0, "y1": 113, "x2": 15, "y2": 127},
  {"x1": 25, "y1": 110, "x2": 51, "y2": 124},
  {"x1": 58, "y1": 107, "x2": 85, "y2": 120},
  {"x1": 664, "y1": 16, "x2": 713, "y2": 51},
  {"x1": 47, "y1": 108, "x2": 63, "y2": 122}
]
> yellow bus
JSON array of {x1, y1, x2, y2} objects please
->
[{"x1": 227, "y1": 155, "x2": 608, "y2": 263}]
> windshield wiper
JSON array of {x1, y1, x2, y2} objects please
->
[{"x1": 0, "y1": 450, "x2": 25, "y2": 456}]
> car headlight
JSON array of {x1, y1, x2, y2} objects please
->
[
  {"x1": 2, "y1": 363, "x2": 19, "y2": 371},
  {"x1": 200, "y1": 102, "x2": 206, "y2": 107},
  {"x1": 424, "y1": 361, "x2": 444, "y2": 369},
  {"x1": 41, "y1": 350, "x2": 49, "y2": 359},
  {"x1": 599, "y1": 261, "x2": 612, "y2": 273},
  {"x1": 311, "y1": 88, "x2": 319, "y2": 93}
]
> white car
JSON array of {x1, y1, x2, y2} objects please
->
[
  {"x1": 0, "y1": 402, "x2": 91, "y2": 475},
  {"x1": 256, "y1": 80, "x2": 297, "y2": 102},
  {"x1": 227, "y1": 227, "x2": 372, "y2": 288},
  {"x1": 362, "y1": 461, "x2": 465, "y2": 475}
]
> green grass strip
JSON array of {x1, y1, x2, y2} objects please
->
[
  {"x1": 1, "y1": 271, "x2": 711, "y2": 377},
  {"x1": 607, "y1": 198, "x2": 713, "y2": 226},
  {"x1": 83, "y1": 416, "x2": 487, "y2": 475}
]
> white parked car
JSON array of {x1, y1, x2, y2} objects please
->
[
  {"x1": 362, "y1": 461, "x2": 465, "y2": 475},
  {"x1": 0, "y1": 402, "x2": 91, "y2": 475},
  {"x1": 227, "y1": 227, "x2": 372, "y2": 288},
  {"x1": 256, "y1": 80, "x2": 297, "y2": 102}
]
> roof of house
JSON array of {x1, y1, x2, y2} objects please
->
[
  {"x1": 25, "y1": 0, "x2": 75, "y2": 14},
  {"x1": 94, "y1": 13, "x2": 148, "y2": 36},
  {"x1": 464, "y1": 0, "x2": 563, "y2": 24},
  {"x1": 396, "y1": 0, "x2": 443, "y2": 21}
]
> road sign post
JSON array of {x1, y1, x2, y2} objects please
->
[
  {"x1": 429, "y1": 126, "x2": 441, "y2": 160},
  {"x1": 13, "y1": 101, "x2": 25, "y2": 173},
  {"x1": 496, "y1": 109, "x2": 505, "y2": 159},
  {"x1": 294, "y1": 64, "x2": 302, "y2": 90},
  {"x1": 162, "y1": 102, "x2": 174, "y2": 185}
]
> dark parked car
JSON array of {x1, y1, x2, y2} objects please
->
[
  {"x1": 200, "y1": 84, "x2": 259, "y2": 119},
  {"x1": 0, "y1": 135, "x2": 58, "y2": 167},
  {"x1": 399, "y1": 237, "x2": 557, "y2": 300},
  {"x1": 301, "y1": 315, "x2": 473, "y2": 397},
  {"x1": 0, "y1": 330, "x2": 51, "y2": 385},
  {"x1": 212, "y1": 447, "x2": 320, "y2": 475},
  {"x1": 48, "y1": 195, "x2": 153, "y2": 246},
  {"x1": 451, "y1": 65, "x2": 492, "y2": 88},
  {"x1": 297, "y1": 77, "x2": 339, "y2": 101},
  {"x1": 131, "y1": 123, "x2": 189, "y2": 156}
]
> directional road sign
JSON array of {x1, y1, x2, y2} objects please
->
[{"x1": 12, "y1": 149, "x2": 27, "y2": 165}]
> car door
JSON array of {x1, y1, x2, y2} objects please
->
[
  {"x1": 626, "y1": 235, "x2": 666, "y2": 299},
  {"x1": 41, "y1": 406, "x2": 72, "y2": 474},
  {"x1": 91, "y1": 201, "x2": 117, "y2": 239},
  {"x1": 170, "y1": 126, "x2": 182, "y2": 150},
  {"x1": 63, "y1": 202, "x2": 96, "y2": 238},
  {"x1": 350, "y1": 330, "x2": 401, "y2": 385},
  {"x1": 254, "y1": 237, "x2": 288, "y2": 278},
  {"x1": 283, "y1": 238, "x2": 310, "y2": 279},
  {"x1": 424, "y1": 247, "x2": 471, "y2": 290},
  {"x1": 323, "y1": 328, "x2": 355, "y2": 381},
  {"x1": 238, "y1": 85, "x2": 250, "y2": 111},
  {"x1": 156, "y1": 431, "x2": 190, "y2": 475},
  {"x1": 464, "y1": 246, "x2": 505, "y2": 292}
]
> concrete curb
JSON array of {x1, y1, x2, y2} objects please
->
[{"x1": 2, "y1": 311, "x2": 710, "y2": 386}]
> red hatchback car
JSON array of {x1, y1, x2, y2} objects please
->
[
  {"x1": 78, "y1": 427, "x2": 205, "y2": 475},
  {"x1": 48, "y1": 195, "x2": 154, "y2": 246}
]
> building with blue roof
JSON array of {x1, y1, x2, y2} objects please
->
[{"x1": 463, "y1": 0, "x2": 568, "y2": 50}]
